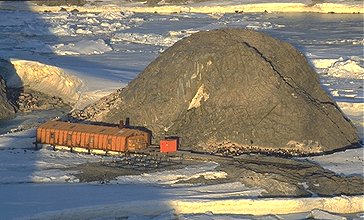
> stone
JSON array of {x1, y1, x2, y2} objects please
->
[
  {"x1": 0, "y1": 76, "x2": 15, "y2": 120},
  {"x1": 307, "y1": 209, "x2": 347, "y2": 220},
  {"x1": 73, "y1": 29, "x2": 359, "y2": 155},
  {"x1": 70, "y1": 8, "x2": 79, "y2": 13}
]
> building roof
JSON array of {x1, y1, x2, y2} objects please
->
[{"x1": 38, "y1": 121, "x2": 144, "y2": 137}]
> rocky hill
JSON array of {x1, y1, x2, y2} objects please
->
[{"x1": 72, "y1": 28, "x2": 359, "y2": 156}]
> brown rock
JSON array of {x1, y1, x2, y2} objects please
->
[{"x1": 0, "y1": 76, "x2": 15, "y2": 120}]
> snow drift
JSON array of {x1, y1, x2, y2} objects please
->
[
  {"x1": 111, "y1": 33, "x2": 180, "y2": 47},
  {"x1": 53, "y1": 39, "x2": 113, "y2": 55},
  {"x1": 326, "y1": 58, "x2": 364, "y2": 79}
]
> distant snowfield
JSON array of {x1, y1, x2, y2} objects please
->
[
  {"x1": 119, "y1": 2, "x2": 364, "y2": 15},
  {"x1": 0, "y1": 0, "x2": 363, "y2": 14},
  {"x1": 0, "y1": 1, "x2": 363, "y2": 219}
]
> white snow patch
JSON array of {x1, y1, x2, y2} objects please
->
[
  {"x1": 186, "y1": 171, "x2": 227, "y2": 181},
  {"x1": 246, "y1": 21, "x2": 284, "y2": 30},
  {"x1": 112, "y1": 162, "x2": 226, "y2": 185},
  {"x1": 168, "y1": 29, "x2": 199, "y2": 38},
  {"x1": 307, "y1": 209, "x2": 347, "y2": 220},
  {"x1": 0, "y1": 129, "x2": 111, "y2": 184},
  {"x1": 32, "y1": 169, "x2": 80, "y2": 183},
  {"x1": 75, "y1": 28, "x2": 93, "y2": 35},
  {"x1": 303, "y1": 147, "x2": 364, "y2": 177},
  {"x1": 326, "y1": 38, "x2": 364, "y2": 46},
  {"x1": 99, "y1": 11, "x2": 134, "y2": 20},
  {"x1": 111, "y1": 32, "x2": 180, "y2": 47},
  {"x1": 325, "y1": 58, "x2": 364, "y2": 79},
  {"x1": 53, "y1": 39, "x2": 113, "y2": 55},
  {"x1": 188, "y1": 84, "x2": 210, "y2": 110},
  {"x1": 172, "y1": 182, "x2": 265, "y2": 198},
  {"x1": 337, "y1": 102, "x2": 364, "y2": 137},
  {"x1": 129, "y1": 17, "x2": 145, "y2": 23},
  {"x1": 15, "y1": 40, "x2": 54, "y2": 53},
  {"x1": 311, "y1": 58, "x2": 339, "y2": 69},
  {"x1": 50, "y1": 24, "x2": 76, "y2": 36}
]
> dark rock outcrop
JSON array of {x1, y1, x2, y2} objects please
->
[
  {"x1": 0, "y1": 76, "x2": 15, "y2": 120},
  {"x1": 72, "y1": 153, "x2": 364, "y2": 197},
  {"x1": 73, "y1": 29, "x2": 359, "y2": 155},
  {"x1": 218, "y1": 154, "x2": 364, "y2": 197},
  {"x1": 7, "y1": 88, "x2": 70, "y2": 113}
]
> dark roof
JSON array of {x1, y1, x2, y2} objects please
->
[{"x1": 38, "y1": 121, "x2": 144, "y2": 137}]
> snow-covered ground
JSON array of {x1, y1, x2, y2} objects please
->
[{"x1": 0, "y1": 0, "x2": 363, "y2": 219}]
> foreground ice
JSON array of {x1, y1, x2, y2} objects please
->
[
  {"x1": 0, "y1": 129, "x2": 105, "y2": 184},
  {"x1": 0, "y1": 182, "x2": 362, "y2": 219},
  {"x1": 0, "y1": 129, "x2": 363, "y2": 219}
]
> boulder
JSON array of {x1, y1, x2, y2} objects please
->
[
  {"x1": 73, "y1": 29, "x2": 359, "y2": 155},
  {"x1": 0, "y1": 76, "x2": 15, "y2": 120}
]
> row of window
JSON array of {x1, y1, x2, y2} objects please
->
[{"x1": 49, "y1": 132, "x2": 113, "y2": 145}]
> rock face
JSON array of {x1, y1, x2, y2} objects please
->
[
  {"x1": 0, "y1": 76, "x2": 15, "y2": 120},
  {"x1": 7, "y1": 88, "x2": 70, "y2": 113},
  {"x1": 73, "y1": 29, "x2": 359, "y2": 155}
]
